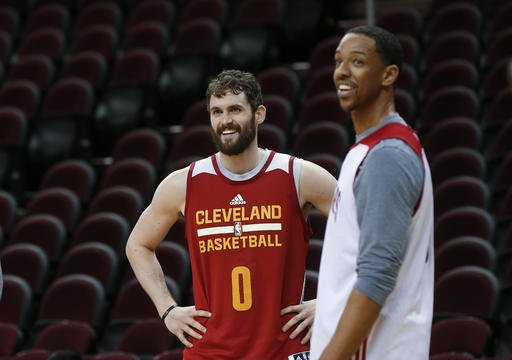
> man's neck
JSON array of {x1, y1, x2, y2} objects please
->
[
  {"x1": 351, "y1": 94, "x2": 396, "y2": 134},
  {"x1": 218, "y1": 144, "x2": 265, "y2": 174}
]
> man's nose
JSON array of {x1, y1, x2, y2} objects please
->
[
  {"x1": 334, "y1": 62, "x2": 349, "y2": 80},
  {"x1": 220, "y1": 112, "x2": 234, "y2": 124}
]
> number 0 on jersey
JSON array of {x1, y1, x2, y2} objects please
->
[{"x1": 231, "y1": 266, "x2": 253, "y2": 311}]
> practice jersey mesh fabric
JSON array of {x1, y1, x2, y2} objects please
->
[
  {"x1": 183, "y1": 150, "x2": 311, "y2": 359},
  {"x1": 311, "y1": 123, "x2": 434, "y2": 360}
]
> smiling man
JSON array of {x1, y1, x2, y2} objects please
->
[
  {"x1": 310, "y1": 26, "x2": 435, "y2": 360},
  {"x1": 126, "y1": 69, "x2": 337, "y2": 359}
]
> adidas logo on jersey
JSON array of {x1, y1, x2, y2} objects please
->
[
  {"x1": 288, "y1": 352, "x2": 310, "y2": 360},
  {"x1": 229, "y1": 193, "x2": 246, "y2": 205}
]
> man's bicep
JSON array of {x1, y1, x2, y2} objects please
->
[
  {"x1": 300, "y1": 159, "x2": 338, "y2": 216},
  {"x1": 132, "y1": 205, "x2": 177, "y2": 247},
  {"x1": 129, "y1": 170, "x2": 188, "y2": 250},
  {"x1": 356, "y1": 144, "x2": 423, "y2": 222}
]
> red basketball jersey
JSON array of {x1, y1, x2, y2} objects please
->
[{"x1": 183, "y1": 150, "x2": 311, "y2": 359}]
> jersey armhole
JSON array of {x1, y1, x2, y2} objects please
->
[
  {"x1": 355, "y1": 124, "x2": 426, "y2": 216},
  {"x1": 289, "y1": 156, "x2": 302, "y2": 201},
  {"x1": 183, "y1": 161, "x2": 197, "y2": 218}
]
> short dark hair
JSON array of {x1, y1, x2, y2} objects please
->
[
  {"x1": 346, "y1": 25, "x2": 403, "y2": 71},
  {"x1": 206, "y1": 69, "x2": 263, "y2": 113}
]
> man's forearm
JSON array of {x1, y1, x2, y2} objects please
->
[
  {"x1": 319, "y1": 288, "x2": 381, "y2": 360},
  {"x1": 126, "y1": 242, "x2": 177, "y2": 315}
]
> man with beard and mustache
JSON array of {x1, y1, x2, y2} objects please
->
[{"x1": 126, "y1": 69, "x2": 338, "y2": 359}]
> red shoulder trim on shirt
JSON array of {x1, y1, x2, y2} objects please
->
[
  {"x1": 186, "y1": 160, "x2": 197, "y2": 182},
  {"x1": 211, "y1": 153, "x2": 220, "y2": 174},
  {"x1": 288, "y1": 154, "x2": 295, "y2": 177},
  {"x1": 189, "y1": 160, "x2": 197, "y2": 173},
  {"x1": 353, "y1": 122, "x2": 425, "y2": 215},
  {"x1": 352, "y1": 122, "x2": 422, "y2": 157},
  {"x1": 262, "y1": 150, "x2": 277, "y2": 173},
  {"x1": 288, "y1": 154, "x2": 298, "y2": 196},
  {"x1": 184, "y1": 160, "x2": 198, "y2": 218}
]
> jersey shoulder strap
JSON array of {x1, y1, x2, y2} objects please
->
[{"x1": 353, "y1": 122, "x2": 422, "y2": 157}]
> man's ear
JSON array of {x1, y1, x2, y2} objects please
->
[
  {"x1": 255, "y1": 105, "x2": 266, "y2": 125},
  {"x1": 382, "y1": 64, "x2": 399, "y2": 87}
]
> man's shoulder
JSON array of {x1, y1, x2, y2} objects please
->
[
  {"x1": 190, "y1": 156, "x2": 216, "y2": 177},
  {"x1": 362, "y1": 140, "x2": 424, "y2": 186},
  {"x1": 161, "y1": 166, "x2": 190, "y2": 190},
  {"x1": 266, "y1": 151, "x2": 296, "y2": 170},
  {"x1": 372, "y1": 137, "x2": 420, "y2": 156}
]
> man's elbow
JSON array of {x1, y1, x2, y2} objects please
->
[
  {"x1": 355, "y1": 271, "x2": 398, "y2": 306},
  {"x1": 125, "y1": 238, "x2": 135, "y2": 261},
  {"x1": 125, "y1": 235, "x2": 143, "y2": 262}
]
